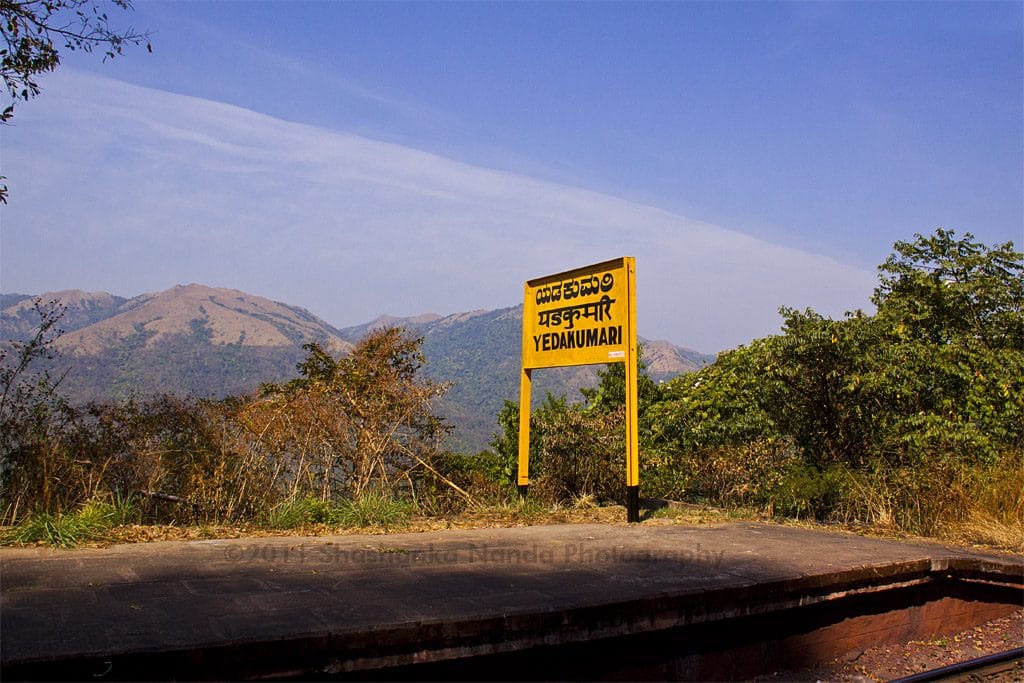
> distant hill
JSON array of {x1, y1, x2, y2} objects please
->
[
  {"x1": 3, "y1": 286, "x2": 712, "y2": 451},
  {"x1": 1, "y1": 289, "x2": 128, "y2": 340},
  {"x1": 53, "y1": 284, "x2": 351, "y2": 357},
  {"x1": 1, "y1": 285, "x2": 353, "y2": 404}
]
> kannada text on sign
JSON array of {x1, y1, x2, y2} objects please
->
[{"x1": 522, "y1": 258, "x2": 630, "y2": 369}]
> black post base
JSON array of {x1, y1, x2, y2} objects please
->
[
  {"x1": 626, "y1": 486, "x2": 640, "y2": 523},
  {"x1": 518, "y1": 484, "x2": 529, "y2": 500}
]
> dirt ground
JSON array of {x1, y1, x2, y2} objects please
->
[
  {"x1": 92, "y1": 503, "x2": 647, "y2": 546},
  {"x1": 756, "y1": 609, "x2": 1024, "y2": 682}
]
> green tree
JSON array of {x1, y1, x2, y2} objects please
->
[
  {"x1": 864, "y1": 230, "x2": 1023, "y2": 463},
  {"x1": 1, "y1": 0, "x2": 150, "y2": 201},
  {"x1": 874, "y1": 228, "x2": 1023, "y2": 349},
  {"x1": 644, "y1": 336, "x2": 793, "y2": 503},
  {"x1": 764, "y1": 308, "x2": 883, "y2": 468},
  {"x1": 650, "y1": 336, "x2": 780, "y2": 453},
  {"x1": 644, "y1": 229, "x2": 1023, "y2": 519},
  {"x1": 579, "y1": 344, "x2": 662, "y2": 414},
  {"x1": 491, "y1": 392, "x2": 570, "y2": 487}
]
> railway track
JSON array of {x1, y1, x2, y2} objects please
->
[{"x1": 890, "y1": 646, "x2": 1024, "y2": 682}]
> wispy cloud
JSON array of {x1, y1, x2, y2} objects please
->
[{"x1": 1, "y1": 70, "x2": 876, "y2": 351}]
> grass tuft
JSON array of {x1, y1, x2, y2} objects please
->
[
  {"x1": 571, "y1": 493, "x2": 597, "y2": 510},
  {"x1": 261, "y1": 493, "x2": 413, "y2": 531},
  {"x1": 1, "y1": 495, "x2": 140, "y2": 548},
  {"x1": 335, "y1": 492, "x2": 413, "y2": 530},
  {"x1": 262, "y1": 497, "x2": 316, "y2": 529},
  {"x1": 2, "y1": 512, "x2": 91, "y2": 548}
]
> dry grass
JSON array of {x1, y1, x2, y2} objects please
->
[
  {"x1": 948, "y1": 513, "x2": 1024, "y2": 551},
  {"x1": 3, "y1": 488, "x2": 1019, "y2": 553},
  {"x1": 941, "y1": 450, "x2": 1024, "y2": 551},
  {"x1": 0, "y1": 502, "x2": 738, "y2": 548}
]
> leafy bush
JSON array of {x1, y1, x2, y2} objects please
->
[
  {"x1": 770, "y1": 463, "x2": 850, "y2": 520},
  {"x1": 532, "y1": 403, "x2": 626, "y2": 504},
  {"x1": 491, "y1": 350, "x2": 664, "y2": 506},
  {"x1": 689, "y1": 439, "x2": 797, "y2": 508}
]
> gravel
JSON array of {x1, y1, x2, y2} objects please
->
[{"x1": 755, "y1": 609, "x2": 1024, "y2": 682}]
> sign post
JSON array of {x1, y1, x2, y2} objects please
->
[{"x1": 517, "y1": 257, "x2": 640, "y2": 522}]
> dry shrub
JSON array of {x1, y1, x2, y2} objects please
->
[
  {"x1": 250, "y1": 330, "x2": 449, "y2": 502},
  {"x1": 2, "y1": 328, "x2": 449, "y2": 527},
  {"x1": 953, "y1": 449, "x2": 1024, "y2": 549},
  {"x1": 959, "y1": 513, "x2": 1024, "y2": 550},
  {"x1": 412, "y1": 450, "x2": 509, "y2": 515},
  {"x1": 830, "y1": 449, "x2": 1023, "y2": 547},
  {"x1": 681, "y1": 438, "x2": 797, "y2": 508},
  {"x1": 838, "y1": 465, "x2": 943, "y2": 533}
]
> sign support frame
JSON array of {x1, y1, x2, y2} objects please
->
[
  {"x1": 516, "y1": 365, "x2": 532, "y2": 499},
  {"x1": 516, "y1": 256, "x2": 640, "y2": 523}
]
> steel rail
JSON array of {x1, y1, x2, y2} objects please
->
[{"x1": 889, "y1": 646, "x2": 1024, "y2": 683}]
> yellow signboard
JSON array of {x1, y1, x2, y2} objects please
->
[
  {"x1": 522, "y1": 257, "x2": 632, "y2": 369},
  {"x1": 517, "y1": 256, "x2": 641, "y2": 522}
]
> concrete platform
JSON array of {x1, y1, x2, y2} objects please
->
[{"x1": 2, "y1": 522, "x2": 1022, "y2": 680}]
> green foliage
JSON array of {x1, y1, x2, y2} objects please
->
[
  {"x1": 3, "y1": 511, "x2": 93, "y2": 548},
  {"x1": 686, "y1": 439, "x2": 798, "y2": 507},
  {"x1": 491, "y1": 394, "x2": 568, "y2": 481},
  {"x1": 650, "y1": 336, "x2": 781, "y2": 453},
  {"x1": 874, "y1": 228, "x2": 1024, "y2": 348},
  {"x1": 491, "y1": 351, "x2": 663, "y2": 505},
  {"x1": 645, "y1": 229, "x2": 1023, "y2": 532},
  {"x1": 579, "y1": 344, "x2": 663, "y2": 414},
  {"x1": 533, "y1": 403, "x2": 626, "y2": 504},
  {"x1": 770, "y1": 463, "x2": 850, "y2": 520},
  {"x1": 78, "y1": 492, "x2": 140, "y2": 527},
  {"x1": 262, "y1": 497, "x2": 315, "y2": 530}
]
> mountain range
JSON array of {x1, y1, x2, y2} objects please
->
[{"x1": 1, "y1": 285, "x2": 713, "y2": 451}]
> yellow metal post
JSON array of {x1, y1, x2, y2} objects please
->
[
  {"x1": 517, "y1": 368, "x2": 532, "y2": 496},
  {"x1": 623, "y1": 257, "x2": 640, "y2": 521}
]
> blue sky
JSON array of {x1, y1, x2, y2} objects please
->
[{"x1": 1, "y1": 1, "x2": 1021, "y2": 351}]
